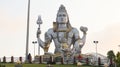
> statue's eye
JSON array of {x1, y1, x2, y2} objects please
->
[
  {"x1": 63, "y1": 14, "x2": 66, "y2": 17},
  {"x1": 58, "y1": 14, "x2": 62, "y2": 17}
]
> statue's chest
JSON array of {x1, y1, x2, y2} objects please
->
[{"x1": 52, "y1": 31, "x2": 74, "y2": 42}]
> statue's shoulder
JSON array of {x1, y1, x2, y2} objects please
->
[
  {"x1": 47, "y1": 28, "x2": 54, "y2": 33},
  {"x1": 71, "y1": 27, "x2": 79, "y2": 32},
  {"x1": 48, "y1": 28, "x2": 53, "y2": 31}
]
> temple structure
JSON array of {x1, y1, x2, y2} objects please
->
[{"x1": 36, "y1": 5, "x2": 88, "y2": 64}]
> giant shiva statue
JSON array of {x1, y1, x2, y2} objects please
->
[{"x1": 36, "y1": 5, "x2": 88, "y2": 63}]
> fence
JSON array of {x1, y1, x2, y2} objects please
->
[{"x1": 0, "y1": 56, "x2": 26, "y2": 63}]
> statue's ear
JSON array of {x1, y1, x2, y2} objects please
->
[{"x1": 53, "y1": 22, "x2": 57, "y2": 32}]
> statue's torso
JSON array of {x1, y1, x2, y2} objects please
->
[{"x1": 46, "y1": 28, "x2": 79, "y2": 53}]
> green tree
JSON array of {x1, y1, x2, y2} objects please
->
[
  {"x1": 107, "y1": 50, "x2": 115, "y2": 66},
  {"x1": 115, "y1": 52, "x2": 120, "y2": 67}
]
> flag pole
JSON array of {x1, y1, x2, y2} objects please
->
[{"x1": 25, "y1": 0, "x2": 30, "y2": 62}]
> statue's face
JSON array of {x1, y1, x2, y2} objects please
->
[{"x1": 56, "y1": 12, "x2": 68, "y2": 24}]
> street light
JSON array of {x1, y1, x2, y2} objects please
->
[
  {"x1": 93, "y1": 41, "x2": 99, "y2": 65},
  {"x1": 32, "y1": 41, "x2": 37, "y2": 59},
  {"x1": 25, "y1": 0, "x2": 30, "y2": 62}
]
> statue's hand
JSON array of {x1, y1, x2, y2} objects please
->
[
  {"x1": 80, "y1": 26, "x2": 88, "y2": 34},
  {"x1": 37, "y1": 28, "x2": 41, "y2": 38},
  {"x1": 43, "y1": 46, "x2": 49, "y2": 53},
  {"x1": 43, "y1": 44, "x2": 49, "y2": 53}
]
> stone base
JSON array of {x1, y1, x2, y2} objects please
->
[{"x1": 34, "y1": 52, "x2": 81, "y2": 64}]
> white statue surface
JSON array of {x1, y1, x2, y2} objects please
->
[{"x1": 36, "y1": 5, "x2": 88, "y2": 63}]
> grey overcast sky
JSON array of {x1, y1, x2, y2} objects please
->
[{"x1": 0, "y1": 0, "x2": 120, "y2": 57}]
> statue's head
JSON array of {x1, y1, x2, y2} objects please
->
[{"x1": 56, "y1": 5, "x2": 69, "y2": 24}]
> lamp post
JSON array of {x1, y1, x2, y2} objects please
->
[
  {"x1": 38, "y1": 44, "x2": 40, "y2": 56},
  {"x1": 25, "y1": 0, "x2": 30, "y2": 62},
  {"x1": 93, "y1": 41, "x2": 98, "y2": 65},
  {"x1": 32, "y1": 41, "x2": 37, "y2": 59}
]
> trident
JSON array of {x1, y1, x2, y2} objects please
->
[
  {"x1": 36, "y1": 15, "x2": 42, "y2": 55},
  {"x1": 36, "y1": 15, "x2": 42, "y2": 38}
]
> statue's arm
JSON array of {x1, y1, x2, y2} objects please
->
[
  {"x1": 73, "y1": 27, "x2": 88, "y2": 45},
  {"x1": 80, "y1": 26, "x2": 88, "y2": 46},
  {"x1": 37, "y1": 28, "x2": 52, "y2": 53},
  {"x1": 72, "y1": 28, "x2": 82, "y2": 49},
  {"x1": 44, "y1": 29, "x2": 53, "y2": 52},
  {"x1": 37, "y1": 28, "x2": 45, "y2": 48},
  {"x1": 45, "y1": 32, "x2": 52, "y2": 45},
  {"x1": 72, "y1": 27, "x2": 87, "y2": 53}
]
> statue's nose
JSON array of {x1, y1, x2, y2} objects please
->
[{"x1": 61, "y1": 18, "x2": 64, "y2": 21}]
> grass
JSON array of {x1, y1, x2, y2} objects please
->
[{"x1": 0, "y1": 63, "x2": 93, "y2": 67}]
